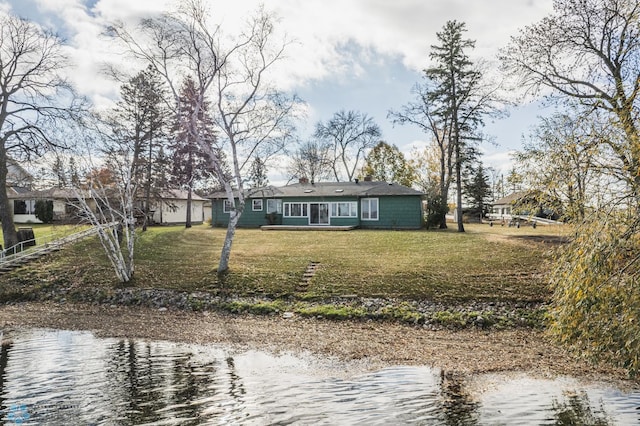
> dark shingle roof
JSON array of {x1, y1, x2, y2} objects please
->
[{"x1": 207, "y1": 181, "x2": 423, "y2": 199}]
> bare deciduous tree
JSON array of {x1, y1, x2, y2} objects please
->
[
  {"x1": 286, "y1": 139, "x2": 333, "y2": 183},
  {"x1": 389, "y1": 85, "x2": 452, "y2": 229},
  {"x1": 314, "y1": 110, "x2": 381, "y2": 182},
  {"x1": 0, "y1": 13, "x2": 85, "y2": 250},
  {"x1": 109, "y1": 0, "x2": 299, "y2": 274},
  {"x1": 501, "y1": 0, "x2": 640, "y2": 203},
  {"x1": 69, "y1": 120, "x2": 138, "y2": 283},
  {"x1": 502, "y1": 0, "x2": 640, "y2": 376}
]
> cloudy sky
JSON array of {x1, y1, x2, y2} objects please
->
[{"x1": 2, "y1": 0, "x2": 555, "y2": 180}]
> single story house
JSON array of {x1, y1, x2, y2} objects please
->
[
  {"x1": 490, "y1": 191, "x2": 563, "y2": 222},
  {"x1": 149, "y1": 189, "x2": 207, "y2": 225},
  {"x1": 7, "y1": 188, "x2": 93, "y2": 223},
  {"x1": 490, "y1": 192, "x2": 526, "y2": 219},
  {"x1": 8, "y1": 188, "x2": 206, "y2": 225},
  {"x1": 208, "y1": 179, "x2": 425, "y2": 229}
]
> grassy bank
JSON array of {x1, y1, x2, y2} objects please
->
[
  {"x1": 0, "y1": 223, "x2": 567, "y2": 327},
  {"x1": 0, "y1": 223, "x2": 88, "y2": 246}
]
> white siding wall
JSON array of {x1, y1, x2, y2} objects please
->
[
  {"x1": 153, "y1": 199, "x2": 205, "y2": 224},
  {"x1": 13, "y1": 214, "x2": 42, "y2": 224}
]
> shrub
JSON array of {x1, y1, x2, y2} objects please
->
[
  {"x1": 549, "y1": 215, "x2": 640, "y2": 376},
  {"x1": 35, "y1": 200, "x2": 54, "y2": 223},
  {"x1": 425, "y1": 194, "x2": 448, "y2": 229}
]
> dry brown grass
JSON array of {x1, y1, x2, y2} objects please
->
[{"x1": 2, "y1": 223, "x2": 566, "y2": 304}]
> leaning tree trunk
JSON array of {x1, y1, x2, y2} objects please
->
[
  {"x1": 0, "y1": 147, "x2": 18, "y2": 250},
  {"x1": 0, "y1": 189, "x2": 17, "y2": 251},
  {"x1": 217, "y1": 206, "x2": 241, "y2": 275}
]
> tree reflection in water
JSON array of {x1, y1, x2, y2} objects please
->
[
  {"x1": 439, "y1": 370, "x2": 480, "y2": 425},
  {"x1": 0, "y1": 339, "x2": 11, "y2": 417},
  {"x1": 0, "y1": 329, "x2": 637, "y2": 424},
  {"x1": 552, "y1": 391, "x2": 612, "y2": 425}
]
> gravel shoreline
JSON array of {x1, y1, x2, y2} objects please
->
[{"x1": 0, "y1": 302, "x2": 631, "y2": 383}]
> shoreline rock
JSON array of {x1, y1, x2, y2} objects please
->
[
  {"x1": 0, "y1": 302, "x2": 631, "y2": 384},
  {"x1": 14, "y1": 284, "x2": 547, "y2": 330}
]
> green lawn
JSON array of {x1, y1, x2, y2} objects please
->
[
  {"x1": 2, "y1": 223, "x2": 566, "y2": 304},
  {"x1": 1, "y1": 223, "x2": 90, "y2": 248}
]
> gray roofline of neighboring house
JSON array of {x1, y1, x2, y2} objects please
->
[
  {"x1": 6, "y1": 188, "x2": 84, "y2": 199},
  {"x1": 492, "y1": 191, "x2": 529, "y2": 206},
  {"x1": 7, "y1": 187, "x2": 208, "y2": 202},
  {"x1": 7, "y1": 158, "x2": 33, "y2": 180},
  {"x1": 157, "y1": 189, "x2": 208, "y2": 201}
]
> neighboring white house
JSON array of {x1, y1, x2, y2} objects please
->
[
  {"x1": 489, "y1": 192, "x2": 527, "y2": 220},
  {"x1": 151, "y1": 190, "x2": 207, "y2": 225},
  {"x1": 8, "y1": 188, "x2": 94, "y2": 223},
  {"x1": 8, "y1": 187, "x2": 206, "y2": 225},
  {"x1": 203, "y1": 200, "x2": 212, "y2": 223}
]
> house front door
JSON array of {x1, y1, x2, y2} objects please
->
[{"x1": 309, "y1": 203, "x2": 329, "y2": 225}]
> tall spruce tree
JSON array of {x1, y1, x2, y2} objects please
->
[
  {"x1": 463, "y1": 162, "x2": 491, "y2": 218},
  {"x1": 170, "y1": 77, "x2": 215, "y2": 228},
  {"x1": 110, "y1": 65, "x2": 168, "y2": 231},
  {"x1": 425, "y1": 21, "x2": 484, "y2": 232},
  {"x1": 390, "y1": 21, "x2": 501, "y2": 230},
  {"x1": 247, "y1": 155, "x2": 269, "y2": 189}
]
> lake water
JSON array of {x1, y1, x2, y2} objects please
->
[{"x1": 0, "y1": 328, "x2": 639, "y2": 425}]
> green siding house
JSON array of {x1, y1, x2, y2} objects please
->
[{"x1": 209, "y1": 180, "x2": 424, "y2": 229}]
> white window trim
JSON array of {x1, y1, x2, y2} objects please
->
[
  {"x1": 223, "y1": 199, "x2": 233, "y2": 213},
  {"x1": 266, "y1": 199, "x2": 282, "y2": 214},
  {"x1": 283, "y1": 202, "x2": 308, "y2": 217},
  {"x1": 252, "y1": 199, "x2": 263, "y2": 211},
  {"x1": 330, "y1": 201, "x2": 358, "y2": 218},
  {"x1": 361, "y1": 198, "x2": 379, "y2": 221}
]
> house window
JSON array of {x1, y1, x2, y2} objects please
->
[
  {"x1": 252, "y1": 199, "x2": 263, "y2": 211},
  {"x1": 361, "y1": 198, "x2": 379, "y2": 220},
  {"x1": 331, "y1": 201, "x2": 357, "y2": 217},
  {"x1": 223, "y1": 200, "x2": 233, "y2": 213},
  {"x1": 266, "y1": 199, "x2": 282, "y2": 214},
  {"x1": 284, "y1": 202, "x2": 308, "y2": 217},
  {"x1": 13, "y1": 200, "x2": 34, "y2": 215}
]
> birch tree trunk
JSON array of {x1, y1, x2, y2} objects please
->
[
  {"x1": 218, "y1": 207, "x2": 240, "y2": 274},
  {"x1": 110, "y1": 1, "x2": 298, "y2": 276}
]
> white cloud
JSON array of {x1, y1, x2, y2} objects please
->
[
  {"x1": 264, "y1": 0, "x2": 554, "y2": 81},
  {"x1": 1, "y1": 0, "x2": 555, "y2": 176},
  {"x1": 402, "y1": 139, "x2": 431, "y2": 155},
  {"x1": 482, "y1": 150, "x2": 516, "y2": 176},
  {"x1": 91, "y1": 0, "x2": 169, "y2": 22},
  {"x1": 1, "y1": 0, "x2": 555, "y2": 104}
]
